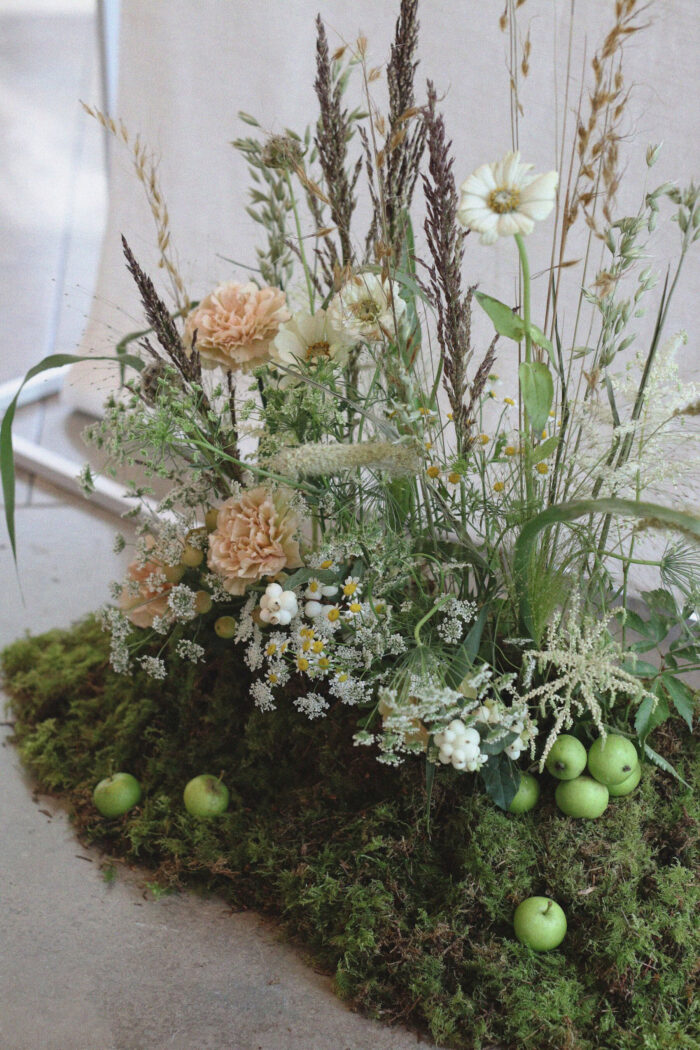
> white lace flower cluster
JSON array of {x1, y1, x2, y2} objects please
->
[{"x1": 471, "y1": 696, "x2": 538, "y2": 761}]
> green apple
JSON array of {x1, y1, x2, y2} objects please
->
[
  {"x1": 93, "y1": 773, "x2": 142, "y2": 818},
  {"x1": 545, "y1": 734, "x2": 587, "y2": 780},
  {"x1": 508, "y1": 772, "x2": 540, "y2": 814},
  {"x1": 587, "y1": 734, "x2": 638, "y2": 786},
  {"x1": 555, "y1": 775, "x2": 609, "y2": 818},
  {"x1": 513, "y1": 897, "x2": 567, "y2": 951},
  {"x1": 183, "y1": 775, "x2": 229, "y2": 818},
  {"x1": 608, "y1": 762, "x2": 642, "y2": 797},
  {"x1": 214, "y1": 615, "x2": 237, "y2": 638}
]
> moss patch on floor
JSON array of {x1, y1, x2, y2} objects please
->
[{"x1": 2, "y1": 617, "x2": 698, "y2": 1050}]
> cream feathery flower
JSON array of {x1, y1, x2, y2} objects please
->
[
  {"x1": 271, "y1": 308, "x2": 354, "y2": 374},
  {"x1": 184, "y1": 281, "x2": 290, "y2": 371},
  {"x1": 271, "y1": 439, "x2": 422, "y2": 479},
  {"x1": 457, "y1": 152, "x2": 558, "y2": 245},
  {"x1": 328, "y1": 272, "x2": 406, "y2": 341}
]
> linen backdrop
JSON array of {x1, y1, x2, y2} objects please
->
[
  {"x1": 70, "y1": 0, "x2": 699, "y2": 396},
  {"x1": 68, "y1": 0, "x2": 699, "y2": 562}
]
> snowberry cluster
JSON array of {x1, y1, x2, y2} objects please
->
[
  {"x1": 259, "y1": 583, "x2": 298, "y2": 626},
  {"x1": 433, "y1": 720, "x2": 485, "y2": 772},
  {"x1": 472, "y1": 700, "x2": 537, "y2": 760}
]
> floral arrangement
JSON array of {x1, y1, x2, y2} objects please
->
[{"x1": 3, "y1": 0, "x2": 698, "y2": 817}]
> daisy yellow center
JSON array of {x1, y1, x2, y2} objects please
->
[
  {"x1": 350, "y1": 298, "x2": 382, "y2": 323},
  {"x1": 488, "y1": 186, "x2": 521, "y2": 214},
  {"x1": 306, "y1": 340, "x2": 331, "y2": 360}
]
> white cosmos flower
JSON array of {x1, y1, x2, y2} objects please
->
[
  {"x1": 271, "y1": 308, "x2": 353, "y2": 377},
  {"x1": 328, "y1": 272, "x2": 406, "y2": 342},
  {"x1": 457, "y1": 151, "x2": 558, "y2": 245}
]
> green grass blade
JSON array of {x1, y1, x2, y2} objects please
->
[
  {"x1": 1, "y1": 352, "x2": 144, "y2": 565},
  {"x1": 514, "y1": 498, "x2": 700, "y2": 639}
]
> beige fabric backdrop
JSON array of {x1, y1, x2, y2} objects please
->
[{"x1": 68, "y1": 0, "x2": 699, "y2": 412}]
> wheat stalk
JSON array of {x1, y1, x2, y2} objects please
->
[{"x1": 82, "y1": 102, "x2": 190, "y2": 313}]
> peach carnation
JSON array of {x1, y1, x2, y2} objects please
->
[
  {"x1": 207, "y1": 485, "x2": 302, "y2": 596},
  {"x1": 184, "y1": 280, "x2": 290, "y2": 371},
  {"x1": 119, "y1": 555, "x2": 173, "y2": 629}
]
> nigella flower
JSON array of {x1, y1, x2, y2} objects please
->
[{"x1": 457, "y1": 151, "x2": 558, "y2": 244}]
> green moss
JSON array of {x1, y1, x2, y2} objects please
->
[{"x1": 2, "y1": 617, "x2": 699, "y2": 1050}]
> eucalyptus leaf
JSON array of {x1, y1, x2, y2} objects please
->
[
  {"x1": 282, "y1": 567, "x2": 337, "y2": 590},
  {"x1": 474, "y1": 291, "x2": 525, "y2": 341},
  {"x1": 519, "y1": 361, "x2": 554, "y2": 432}
]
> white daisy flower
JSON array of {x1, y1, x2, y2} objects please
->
[
  {"x1": 328, "y1": 273, "x2": 406, "y2": 342},
  {"x1": 271, "y1": 308, "x2": 353, "y2": 382},
  {"x1": 457, "y1": 151, "x2": 558, "y2": 245}
]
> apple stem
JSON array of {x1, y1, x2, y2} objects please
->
[{"x1": 544, "y1": 900, "x2": 553, "y2": 915}]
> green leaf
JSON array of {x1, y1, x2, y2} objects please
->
[
  {"x1": 480, "y1": 753, "x2": 520, "y2": 810},
  {"x1": 641, "y1": 588, "x2": 678, "y2": 617},
  {"x1": 282, "y1": 567, "x2": 337, "y2": 590},
  {"x1": 474, "y1": 291, "x2": 525, "y2": 341},
  {"x1": 519, "y1": 361, "x2": 554, "y2": 432},
  {"x1": 619, "y1": 658, "x2": 660, "y2": 678},
  {"x1": 528, "y1": 323, "x2": 559, "y2": 370},
  {"x1": 1, "y1": 352, "x2": 144, "y2": 565},
  {"x1": 634, "y1": 694, "x2": 658, "y2": 739},
  {"x1": 444, "y1": 606, "x2": 488, "y2": 690},
  {"x1": 643, "y1": 743, "x2": 690, "y2": 788},
  {"x1": 531, "y1": 435, "x2": 559, "y2": 464},
  {"x1": 661, "y1": 674, "x2": 695, "y2": 731},
  {"x1": 479, "y1": 729, "x2": 519, "y2": 756},
  {"x1": 513, "y1": 499, "x2": 700, "y2": 641}
]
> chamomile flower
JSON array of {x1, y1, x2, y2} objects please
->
[
  {"x1": 342, "y1": 577, "x2": 361, "y2": 598},
  {"x1": 457, "y1": 151, "x2": 559, "y2": 245}
]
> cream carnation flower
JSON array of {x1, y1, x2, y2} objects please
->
[
  {"x1": 271, "y1": 308, "x2": 353, "y2": 374},
  {"x1": 184, "y1": 281, "x2": 290, "y2": 371},
  {"x1": 328, "y1": 273, "x2": 406, "y2": 341},
  {"x1": 207, "y1": 485, "x2": 302, "y2": 596},
  {"x1": 457, "y1": 151, "x2": 558, "y2": 245}
]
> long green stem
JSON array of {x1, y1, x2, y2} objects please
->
[
  {"x1": 514, "y1": 234, "x2": 534, "y2": 504},
  {"x1": 284, "y1": 171, "x2": 315, "y2": 311}
]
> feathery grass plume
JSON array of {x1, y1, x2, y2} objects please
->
[
  {"x1": 382, "y1": 0, "x2": 426, "y2": 260},
  {"x1": 314, "y1": 16, "x2": 361, "y2": 268},
  {"x1": 421, "y1": 82, "x2": 481, "y2": 453},
  {"x1": 272, "y1": 439, "x2": 422, "y2": 479},
  {"x1": 565, "y1": 1, "x2": 647, "y2": 236},
  {"x1": 81, "y1": 103, "x2": 189, "y2": 313}
]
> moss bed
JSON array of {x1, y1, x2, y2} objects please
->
[{"x1": 2, "y1": 617, "x2": 698, "y2": 1050}]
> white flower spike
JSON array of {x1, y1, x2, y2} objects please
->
[{"x1": 457, "y1": 151, "x2": 558, "y2": 245}]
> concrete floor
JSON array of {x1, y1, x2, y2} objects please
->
[{"x1": 0, "y1": 7, "x2": 433, "y2": 1048}]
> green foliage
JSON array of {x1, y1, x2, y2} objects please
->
[{"x1": 3, "y1": 619, "x2": 698, "y2": 1050}]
